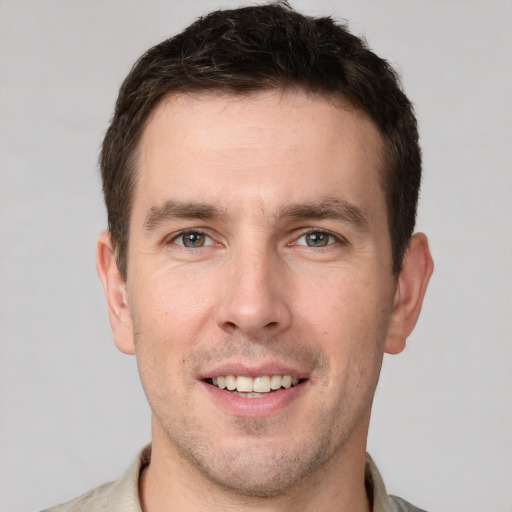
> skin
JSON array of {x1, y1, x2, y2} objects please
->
[{"x1": 97, "y1": 90, "x2": 433, "y2": 512}]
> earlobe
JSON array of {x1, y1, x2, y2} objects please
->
[
  {"x1": 96, "y1": 231, "x2": 135, "y2": 355},
  {"x1": 385, "y1": 233, "x2": 434, "y2": 355}
]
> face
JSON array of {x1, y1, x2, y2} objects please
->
[{"x1": 100, "y1": 91, "x2": 420, "y2": 496}]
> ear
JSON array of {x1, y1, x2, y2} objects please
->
[
  {"x1": 96, "y1": 231, "x2": 135, "y2": 355},
  {"x1": 385, "y1": 233, "x2": 434, "y2": 355}
]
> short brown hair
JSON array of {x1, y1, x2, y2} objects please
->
[{"x1": 100, "y1": 2, "x2": 421, "y2": 278}]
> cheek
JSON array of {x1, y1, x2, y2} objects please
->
[
  {"x1": 130, "y1": 265, "x2": 215, "y2": 338},
  {"x1": 296, "y1": 272, "x2": 391, "y2": 378},
  {"x1": 127, "y1": 277, "x2": 210, "y2": 400},
  {"x1": 298, "y1": 270, "x2": 385, "y2": 333}
]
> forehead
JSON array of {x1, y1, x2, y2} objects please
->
[{"x1": 134, "y1": 90, "x2": 386, "y2": 217}]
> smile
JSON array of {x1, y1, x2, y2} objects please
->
[{"x1": 207, "y1": 375, "x2": 302, "y2": 397}]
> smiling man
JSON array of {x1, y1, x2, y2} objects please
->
[{"x1": 44, "y1": 3, "x2": 432, "y2": 512}]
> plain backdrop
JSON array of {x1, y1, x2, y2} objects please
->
[{"x1": 1, "y1": 1, "x2": 511, "y2": 511}]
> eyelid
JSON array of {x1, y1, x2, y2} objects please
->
[
  {"x1": 290, "y1": 228, "x2": 346, "y2": 247},
  {"x1": 166, "y1": 228, "x2": 216, "y2": 247},
  {"x1": 163, "y1": 227, "x2": 346, "y2": 248}
]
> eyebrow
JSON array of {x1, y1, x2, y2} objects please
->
[
  {"x1": 143, "y1": 197, "x2": 369, "y2": 233},
  {"x1": 143, "y1": 201, "x2": 228, "y2": 231},
  {"x1": 277, "y1": 197, "x2": 370, "y2": 233}
]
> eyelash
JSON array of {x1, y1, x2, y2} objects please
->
[
  {"x1": 291, "y1": 229, "x2": 345, "y2": 248},
  {"x1": 166, "y1": 228, "x2": 345, "y2": 249},
  {"x1": 167, "y1": 229, "x2": 215, "y2": 248}
]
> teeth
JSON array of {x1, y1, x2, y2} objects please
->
[
  {"x1": 210, "y1": 374, "x2": 301, "y2": 393},
  {"x1": 225, "y1": 375, "x2": 236, "y2": 391},
  {"x1": 282, "y1": 375, "x2": 292, "y2": 389},
  {"x1": 270, "y1": 375, "x2": 282, "y2": 390},
  {"x1": 253, "y1": 376, "x2": 271, "y2": 393},
  {"x1": 236, "y1": 376, "x2": 253, "y2": 392}
]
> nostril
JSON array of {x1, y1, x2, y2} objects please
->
[
  {"x1": 216, "y1": 297, "x2": 292, "y2": 336},
  {"x1": 222, "y1": 321, "x2": 238, "y2": 332}
]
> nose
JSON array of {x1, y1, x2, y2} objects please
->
[{"x1": 215, "y1": 245, "x2": 293, "y2": 338}]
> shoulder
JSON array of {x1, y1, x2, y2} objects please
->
[
  {"x1": 365, "y1": 453, "x2": 428, "y2": 512},
  {"x1": 39, "y1": 481, "x2": 116, "y2": 512},
  {"x1": 39, "y1": 444, "x2": 150, "y2": 512},
  {"x1": 388, "y1": 495, "x2": 428, "y2": 512}
]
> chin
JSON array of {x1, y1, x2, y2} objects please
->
[
  {"x1": 184, "y1": 434, "x2": 337, "y2": 498},
  {"x1": 197, "y1": 454, "x2": 310, "y2": 497}
]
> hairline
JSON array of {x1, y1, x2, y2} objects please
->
[{"x1": 114, "y1": 86, "x2": 394, "y2": 278}]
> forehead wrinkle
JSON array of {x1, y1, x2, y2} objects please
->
[{"x1": 143, "y1": 200, "x2": 229, "y2": 232}]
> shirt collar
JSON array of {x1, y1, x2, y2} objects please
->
[{"x1": 112, "y1": 445, "x2": 392, "y2": 512}]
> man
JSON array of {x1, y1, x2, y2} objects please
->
[{"x1": 44, "y1": 3, "x2": 433, "y2": 511}]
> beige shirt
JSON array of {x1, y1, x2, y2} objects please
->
[{"x1": 41, "y1": 445, "x2": 426, "y2": 512}]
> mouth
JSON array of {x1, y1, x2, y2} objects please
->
[{"x1": 205, "y1": 375, "x2": 305, "y2": 398}]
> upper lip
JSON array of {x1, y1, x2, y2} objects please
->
[{"x1": 198, "y1": 362, "x2": 309, "y2": 380}]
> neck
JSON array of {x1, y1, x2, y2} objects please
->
[{"x1": 140, "y1": 420, "x2": 372, "y2": 512}]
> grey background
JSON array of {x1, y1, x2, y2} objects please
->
[{"x1": 1, "y1": 1, "x2": 511, "y2": 511}]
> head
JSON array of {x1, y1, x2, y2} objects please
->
[
  {"x1": 100, "y1": 2, "x2": 421, "y2": 280},
  {"x1": 96, "y1": 2, "x2": 433, "y2": 502}
]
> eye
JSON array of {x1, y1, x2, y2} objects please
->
[
  {"x1": 294, "y1": 231, "x2": 338, "y2": 247},
  {"x1": 172, "y1": 230, "x2": 214, "y2": 248}
]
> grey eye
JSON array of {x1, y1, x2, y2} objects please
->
[
  {"x1": 304, "y1": 232, "x2": 331, "y2": 247},
  {"x1": 179, "y1": 232, "x2": 207, "y2": 248}
]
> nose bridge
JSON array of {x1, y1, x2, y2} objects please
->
[{"x1": 216, "y1": 237, "x2": 291, "y2": 335}]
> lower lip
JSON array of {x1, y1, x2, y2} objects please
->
[{"x1": 201, "y1": 381, "x2": 307, "y2": 417}]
